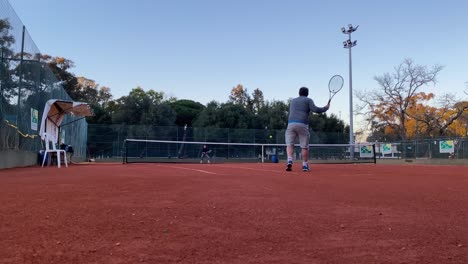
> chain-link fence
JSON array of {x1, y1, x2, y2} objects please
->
[
  {"x1": 87, "y1": 124, "x2": 348, "y2": 159},
  {"x1": 0, "y1": 0, "x2": 88, "y2": 168},
  {"x1": 88, "y1": 124, "x2": 468, "y2": 163},
  {"x1": 375, "y1": 138, "x2": 468, "y2": 160}
]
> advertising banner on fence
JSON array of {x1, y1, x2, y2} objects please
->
[
  {"x1": 360, "y1": 145, "x2": 374, "y2": 158},
  {"x1": 381, "y1": 143, "x2": 392, "y2": 154},
  {"x1": 31, "y1": 108, "x2": 38, "y2": 131},
  {"x1": 439, "y1": 140, "x2": 454, "y2": 153}
]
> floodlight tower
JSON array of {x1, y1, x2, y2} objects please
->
[{"x1": 341, "y1": 24, "x2": 358, "y2": 159}]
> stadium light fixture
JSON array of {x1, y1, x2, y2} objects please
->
[{"x1": 341, "y1": 24, "x2": 359, "y2": 159}]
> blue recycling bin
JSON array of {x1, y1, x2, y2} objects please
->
[
  {"x1": 38, "y1": 150, "x2": 48, "y2": 166},
  {"x1": 271, "y1": 155, "x2": 279, "y2": 163}
]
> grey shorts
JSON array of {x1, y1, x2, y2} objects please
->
[{"x1": 285, "y1": 123, "x2": 310, "y2": 149}]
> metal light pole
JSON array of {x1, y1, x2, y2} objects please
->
[{"x1": 341, "y1": 24, "x2": 358, "y2": 159}]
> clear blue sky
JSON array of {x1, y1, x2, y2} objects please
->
[{"x1": 8, "y1": 0, "x2": 468, "y2": 128}]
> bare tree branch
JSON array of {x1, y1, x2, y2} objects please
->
[{"x1": 356, "y1": 59, "x2": 444, "y2": 141}]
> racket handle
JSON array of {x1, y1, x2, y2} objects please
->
[{"x1": 327, "y1": 99, "x2": 331, "y2": 105}]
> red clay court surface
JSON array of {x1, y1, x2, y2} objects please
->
[{"x1": 0, "y1": 163, "x2": 467, "y2": 264}]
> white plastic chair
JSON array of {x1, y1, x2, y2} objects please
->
[{"x1": 41, "y1": 133, "x2": 68, "y2": 168}]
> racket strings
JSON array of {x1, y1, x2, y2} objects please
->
[
  {"x1": 330, "y1": 87, "x2": 342, "y2": 93},
  {"x1": 328, "y1": 76, "x2": 344, "y2": 93}
]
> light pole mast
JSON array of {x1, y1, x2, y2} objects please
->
[{"x1": 341, "y1": 24, "x2": 358, "y2": 159}]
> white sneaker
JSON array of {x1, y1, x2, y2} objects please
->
[
  {"x1": 200, "y1": 160, "x2": 203, "y2": 163},
  {"x1": 208, "y1": 160, "x2": 210, "y2": 163}
]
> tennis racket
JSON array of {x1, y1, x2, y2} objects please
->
[{"x1": 327, "y1": 75, "x2": 344, "y2": 104}]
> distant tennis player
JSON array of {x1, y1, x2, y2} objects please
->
[
  {"x1": 200, "y1": 144, "x2": 211, "y2": 163},
  {"x1": 285, "y1": 87, "x2": 329, "y2": 172}
]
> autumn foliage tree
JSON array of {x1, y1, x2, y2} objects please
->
[
  {"x1": 228, "y1": 84, "x2": 265, "y2": 114},
  {"x1": 357, "y1": 59, "x2": 444, "y2": 141},
  {"x1": 361, "y1": 89, "x2": 468, "y2": 141},
  {"x1": 229, "y1": 84, "x2": 250, "y2": 107},
  {"x1": 404, "y1": 93, "x2": 468, "y2": 138}
]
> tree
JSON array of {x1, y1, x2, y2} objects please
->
[
  {"x1": 42, "y1": 55, "x2": 78, "y2": 98},
  {"x1": 75, "y1": 77, "x2": 113, "y2": 105},
  {"x1": 251, "y1": 88, "x2": 264, "y2": 114},
  {"x1": 112, "y1": 87, "x2": 175, "y2": 126},
  {"x1": 357, "y1": 58, "x2": 444, "y2": 141},
  {"x1": 193, "y1": 101, "x2": 253, "y2": 129},
  {"x1": 256, "y1": 100, "x2": 288, "y2": 130},
  {"x1": 404, "y1": 93, "x2": 468, "y2": 137},
  {"x1": 217, "y1": 103, "x2": 252, "y2": 129},
  {"x1": 0, "y1": 18, "x2": 17, "y2": 150},
  {"x1": 98, "y1": 86, "x2": 113, "y2": 106},
  {"x1": 192, "y1": 101, "x2": 220, "y2": 128},
  {"x1": 86, "y1": 104, "x2": 112, "y2": 124},
  {"x1": 309, "y1": 113, "x2": 349, "y2": 144},
  {"x1": 0, "y1": 19, "x2": 15, "y2": 57},
  {"x1": 0, "y1": 18, "x2": 16, "y2": 108},
  {"x1": 229, "y1": 84, "x2": 250, "y2": 107},
  {"x1": 451, "y1": 104, "x2": 468, "y2": 136},
  {"x1": 169, "y1": 99, "x2": 205, "y2": 127},
  {"x1": 366, "y1": 123, "x2": 390, "y2": 142}
]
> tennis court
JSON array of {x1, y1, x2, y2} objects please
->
[{"x1": 0, "y1": 163, "x2": 467, "y2": 264}]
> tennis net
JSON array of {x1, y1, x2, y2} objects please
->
[{"x1": 123, "y1": 139, "x2": 376, "y2": 164}]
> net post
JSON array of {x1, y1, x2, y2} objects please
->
[
  {"x1": 373, "y1": 144, "x2": 377, "y2": 164},
  {"x1": 122, "y1": 139, "x2": 127, "y2": 164},
  {"x1": 261, "y1": 144, "x2": 264, "y2": 163}
]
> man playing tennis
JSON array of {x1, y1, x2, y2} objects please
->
[
  {"x1": 285, "y1": 87, "x2": 330, "y2": 172},
  {"x1": 200, "y1": 144, "x2": 211, "y2": 163}
]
